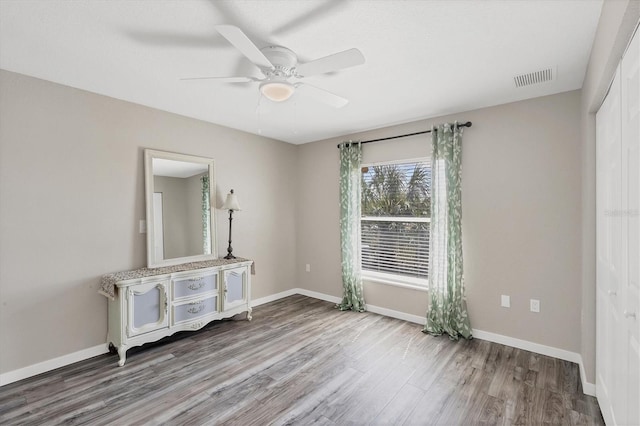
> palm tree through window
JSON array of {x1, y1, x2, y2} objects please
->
[{"x1": 360, "y1": 160, "x2": 431, "y2": 285}]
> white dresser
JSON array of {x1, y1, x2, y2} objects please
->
[{"x1": 103, "y1": 259, "x2": 252, "y2": 366}]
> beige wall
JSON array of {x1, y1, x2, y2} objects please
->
[
  {"x1": 296, "y1": 90, "x2": 583, "y2": 353},
  {"x1": 0, "y1": 70, "x2": 298, "y2": 374},
  {"x1": 579, "y1": 0, "x2": 640, "y2": 383}
]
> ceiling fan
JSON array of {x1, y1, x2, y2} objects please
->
[{"x1": 182, "y1": 25, "x2": 365, "y2": 108}]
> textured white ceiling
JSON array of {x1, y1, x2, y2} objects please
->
[{"x1": 0, "y1": 0, "x2": 603, "y2": 144}]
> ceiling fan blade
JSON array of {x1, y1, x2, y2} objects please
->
[
  {"x1": 215, "y1": 25, "x2": 274, "y2": 70},
  {"x1": 296, "y1": 48, "x2": 365, "y2": 77},
  {"x1": 206, "y1": 3, "x2": 271, "y2": 48},
  {"x1": 272, "y1": 0, "x2": 347, "y2": 36},
  {"x1": 180, "y1": 76, "x2": 258, "y2": 83},
  {"x1": 296, "y1": 83, "x2": 349, "y2": 108}
]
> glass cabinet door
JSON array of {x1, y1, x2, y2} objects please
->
[
  {"x1": 222, "y1": 267, "x2": 247, "y2": 311},
  {"x1": 127, "y1": 281, "x2": 169, "y2": 337}
]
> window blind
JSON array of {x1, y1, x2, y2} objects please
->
[
  {"x1": 360, "y1": 160, "x2": 431, "y2": 282},
  {"x1": 361, "y1": 218, "x2": 430, "y2": 278}
]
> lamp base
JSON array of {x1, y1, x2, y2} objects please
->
[{"x1": 224, "y1": 208, "x2": 237, "y2": 260}]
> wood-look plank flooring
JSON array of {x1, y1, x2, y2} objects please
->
[{"x1": 0, "y1": 295, "x2": 604, "y2": 425}]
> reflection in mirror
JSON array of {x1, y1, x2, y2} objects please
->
[{"x1": 144, "y1": 150, "x2": 217, "y2": 268}]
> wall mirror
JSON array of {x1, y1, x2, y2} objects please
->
[{"x1": 144, "y1": 149, "x2": 217, "y2": 268}]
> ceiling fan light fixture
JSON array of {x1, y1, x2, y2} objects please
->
[{"x1": 260, "y1": 81, "x2": 295, "y2": 102}]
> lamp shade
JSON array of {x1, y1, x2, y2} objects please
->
[{"x1": 221, "y1": 189, "x2": 241, "y2": 211}]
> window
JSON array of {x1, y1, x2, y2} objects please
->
[{"x1": 360, "y1": 159, "x2": 431, "y2": 288}]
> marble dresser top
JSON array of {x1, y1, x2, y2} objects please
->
[{"x1": 100, "y1": 257, "x2": 253, "y2": 299}]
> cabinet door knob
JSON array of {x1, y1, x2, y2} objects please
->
[
  {"x1": 608, "y1": 290, "x2": 617, "y2": 296},
  {"x1": 624, "y1": 311, "x2": 636, "y2": 319}
]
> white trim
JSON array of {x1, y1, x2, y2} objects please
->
[
  {"x1": 296, "y1": 288, "x2": 342, "y2": 304},
  {"x1": 471, "y1": 329, "x2": 581, "y2": 363},
  {"x1": 579, "y1": 358, "x2": 596, "y2": 396},
  {"x1": 0, "y1": 344, "x2": 108, "y2": 387},
  {"x1": 362, "y1": 272, "x2": 428, "y2": 290},
  {"x1": 471, "y1": 329, "x2": 595, "y2": 396},
  {"x1": 251, "y1": 289, "x2": 298, "y2": 307},
  {"x1": 0, "y1": 287, "x2": 596, "y2": 397},
  {"x1": 297, "y1": 286, "x2": 427, "y2": 324},
  {"x1": 293, "y1": 289, "x2": 596, "y2": 396},
  {"x1": 366, "y1": 303, "x2": 426, "y2": 325}
]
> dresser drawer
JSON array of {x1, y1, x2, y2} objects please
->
[
  {"x1": 173, "y1": 273, "x2": 217, "y2": 300},
  {"x1": 172, "y1": 295, "x2": 218, "y2": 325}
]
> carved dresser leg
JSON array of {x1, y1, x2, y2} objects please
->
[
  {"x1": 247, "y1": 307, "x2": 252, "y2": 321},
  {"x1": 117, "y1": 345, "x2": 128, "y2": 367}
]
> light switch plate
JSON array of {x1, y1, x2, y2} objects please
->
[
  {"x1": 501, "y1": 295, "x2": 510, "y2": 308},
  {"x1": 139, "y1": 220, "x2": 147, "y2": 234},
  {"x1": 305, "y1": 264, "x2": 311, "y2": 272}
]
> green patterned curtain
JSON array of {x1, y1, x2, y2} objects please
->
[
  {"x1": 201, "y1": 175, "x2": 211, "y2": 255},
  {"x1": 424, "y1": 123, "x2": 472, "y2": 339},
  {"x1": 337, "y1": 142, "x2": 366, "y2": 312}
]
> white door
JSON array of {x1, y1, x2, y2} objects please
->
[
  {"x1": 596, "y1": 65, "x2": 623, "y2": 425},
  {"x1": 621, "y1": 24, "x2": 640, "y2": 426},
  {"x1": 153, "y1": 192, "x2": 165, "y2": 261},
  {"x1": 597, "y1": 25, "x2": 640, "y2": 426}
]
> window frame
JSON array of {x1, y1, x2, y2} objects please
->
[{"x1": 359, "y1": 157, "x2": 431, "y2": 290}]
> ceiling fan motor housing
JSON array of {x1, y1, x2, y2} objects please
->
[{"x1": 260, "y1": 46, "x2": 298, "y2": 78}]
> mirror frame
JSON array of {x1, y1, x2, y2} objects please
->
[{"x1": 144, "y1": 149, "x2": 217, "y2": 268}]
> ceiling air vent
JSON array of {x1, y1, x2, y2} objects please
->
[{"x1": 514, "y1": 68, "x2": 554, "y2": 88}]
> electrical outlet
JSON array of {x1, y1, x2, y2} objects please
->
[
  {"x1": 305, "y1": 264, "x2": 311, "y2": 272},
  {"x1": 501, "y1": 295, "x2": 510, "y2": 308},
  {"x1": 139, "y1": 220, "x2": 147, "y2": 234},
  {"x1": 530, "y1": 299, "x2": 540, "y2": 313}
]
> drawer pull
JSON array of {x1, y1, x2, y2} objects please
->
[
  {"x1": 188, "y1": 281, "x2": 205, "y2": 291},
  {"x1": 187, "y1": 302, "x2": 205, "y2": 314},
  {"x1": 624, "y1": 311, "x2": 637, "y2": 319}
]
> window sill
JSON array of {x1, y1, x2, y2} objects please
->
[{"x1": 361, "y1": 272, "x2": 428, "y2": 292}]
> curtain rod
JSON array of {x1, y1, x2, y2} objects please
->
[{"x1": 336, "y1": 121, "x2": 472, "y2": 148}]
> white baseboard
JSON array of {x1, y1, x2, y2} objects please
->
[
  {"x1": 291, "y1": 288, "x2": 596, "y2": 396},
  {"x1": 366, "y1": 303, "x2": 426, "y2": 325},
  {"x1": 294, "y1": 289, "x2": 427, "y2": 327},
  {"x1": 0, "y1": 287, "x2": 596, "y2": 397},
  {"x1": 252, "y1": 289, "x2": 298, "y2": 307},
  {"x1": 471, "y1": 329, "x2": 595, "y2": 396},
  {"x1": 471, "y1": 329, "x2": 581, "y2": 364},
  {"x1": 296, "y1": 288, "x2": 342, "y2": 304},
  {"x1": 0, "y1": 343, "x2": 108, "y2": 387},
  {"x1": 579, "y1": 359, "x2": 596, "y2": 396}
]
